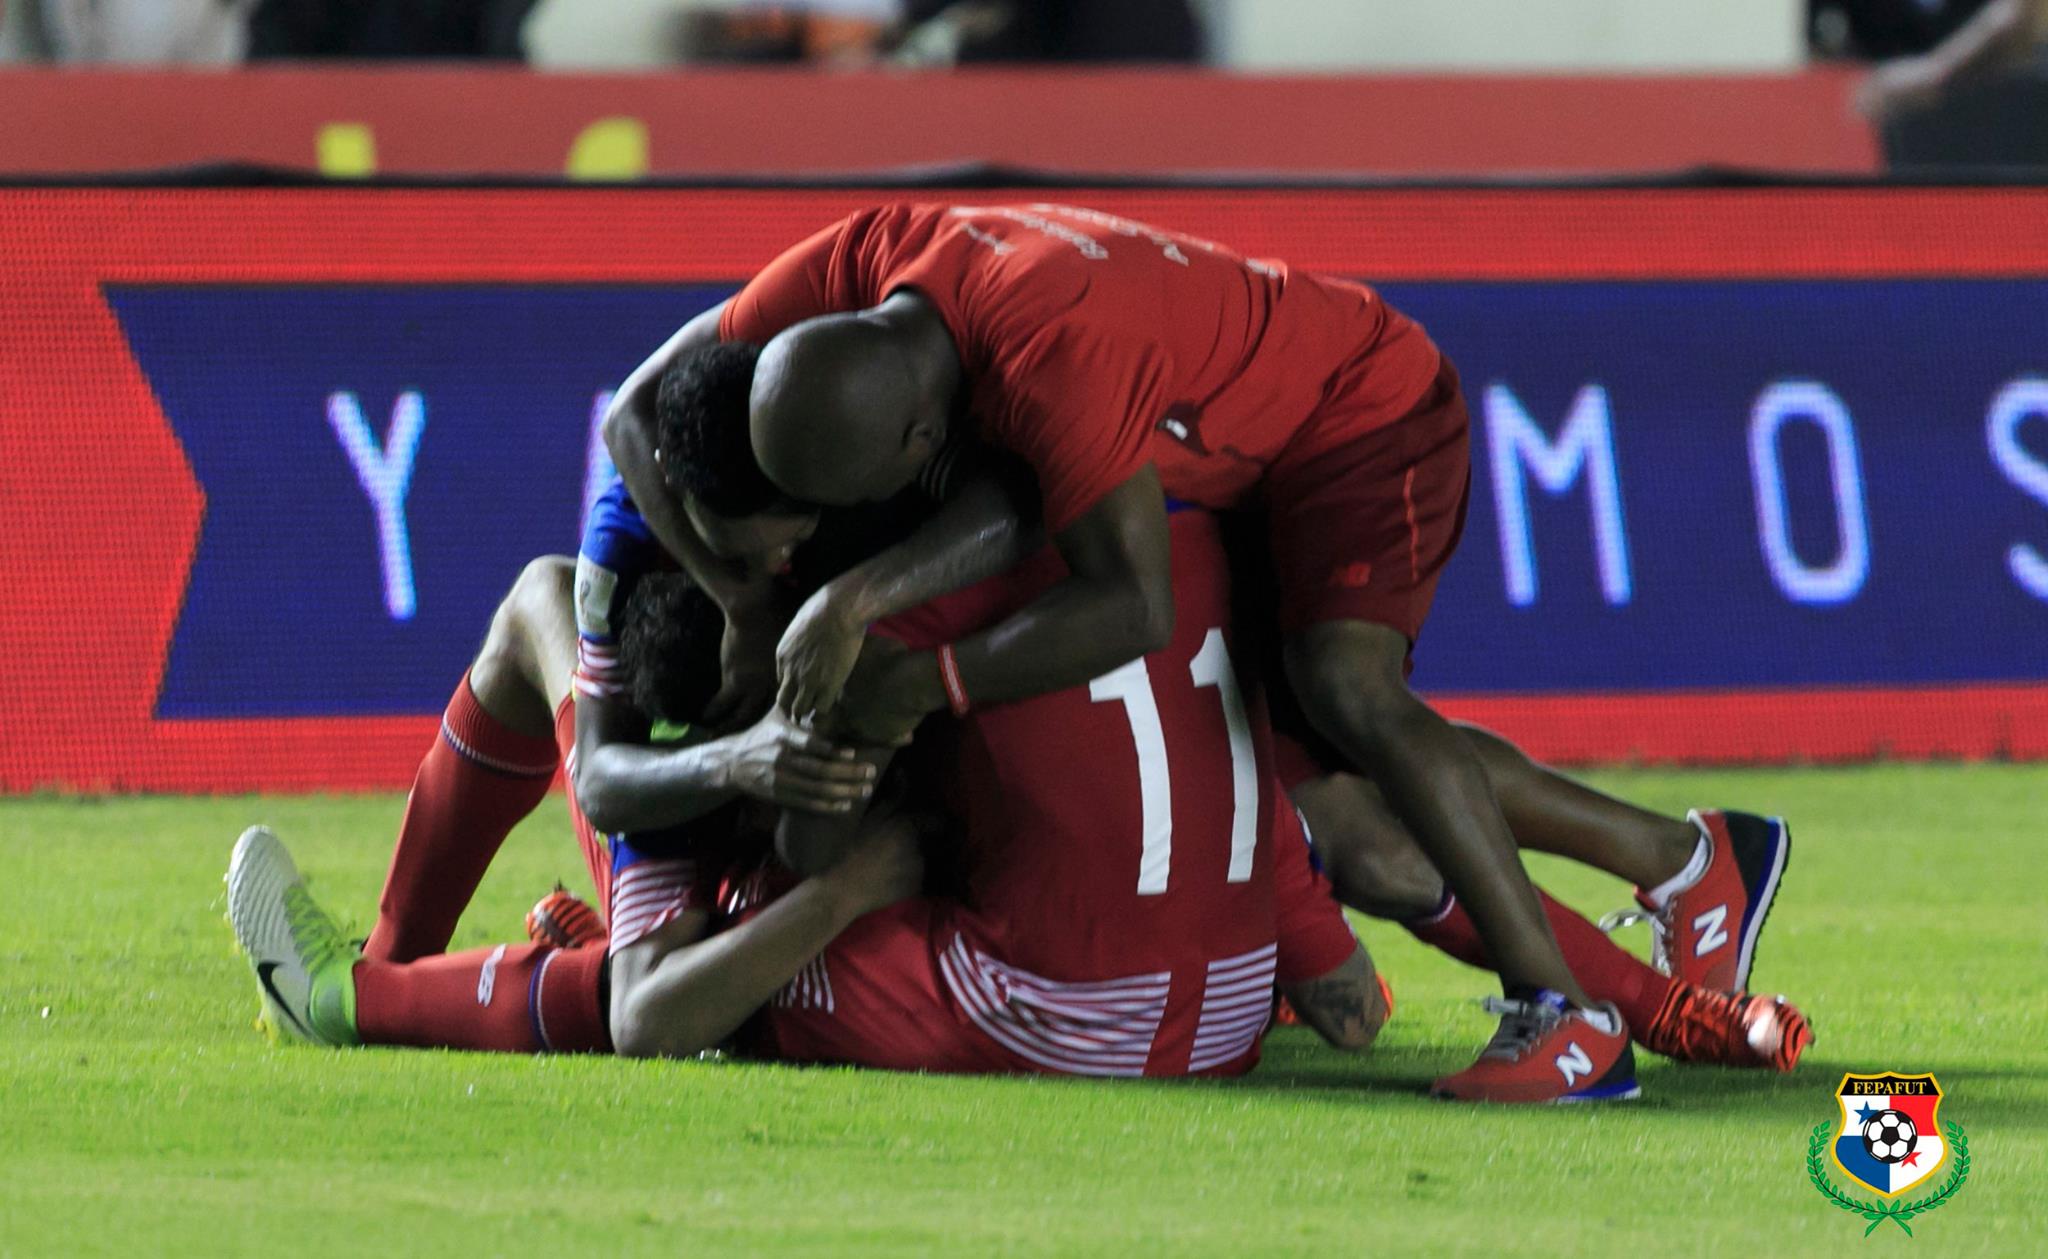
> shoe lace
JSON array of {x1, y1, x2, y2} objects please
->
[
  {"x1": 1475, "y1": 995, "x2": 1564, "y2": 1062},
  {"x1": 283, "y1": 883, "x2": 349, "y2": 976},
  {"x1": 1597, "y1": 906, "x2": 1673, "y2": 975}
]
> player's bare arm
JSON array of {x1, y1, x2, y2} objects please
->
[
  {"x1": 607, "y1": 814, "x2": 923, "y2": 1058},
  {"x1": 602, "y1": 301, "x2": 747, "y2": 605},
  {"x1": 777, "y1": 448, "x2": 1041, "y2": 723},
  {"x1": 1280, "y1": 946, "x2": 1389, "y2": 1053},
  {"x1": 571, "y1": 688, "x2": 877, "y2": 835},
  {"x1": 830, "y1": 467, "x2": 1174, "y2": 747}
]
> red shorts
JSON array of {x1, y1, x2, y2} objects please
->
[{"x1": 1264, "y1": 355, "x2": 1471, "y2": 639}]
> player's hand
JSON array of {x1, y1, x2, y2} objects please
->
[
  {"x1": 824, "y1": 814, "x2": 925, "y2": 915},
  {"x1": 831, "y1": 636, "x2": 945, "y2": 749},
  {"x1": 775, "y1": 584, "x2": 865, "y2": 726},
  {"x1": 723, "y1": 710, "x2": 878, "y2": 813}
]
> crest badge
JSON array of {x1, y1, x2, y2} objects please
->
[{"x1": 1807, "y1": 1072, "x2": 1971, "y2": 1236}]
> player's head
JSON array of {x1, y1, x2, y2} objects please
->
[
  {"x1": 750, "y1": 312, "x2": 949, "y2": 506},
  {"x1": 655, "y1": 341, "x2": 819, "y2": 575},
  {"x1": 615, "y1": 571, "x2": 727, "y2": 727}
]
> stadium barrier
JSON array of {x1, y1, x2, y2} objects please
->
[
  {"x1": 0, "y1": 67, "x2": 1878, "y2": 179},
  {"x1": 3, "y1": 182, "x2": 2044, "y2": 792}
]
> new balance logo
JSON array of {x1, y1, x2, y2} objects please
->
[
  {"x1": 1556, "y1": 1042, "x2": 1593, "y2": 1086},
  {"x1": 477, "y1": 943, "x2": 507, "y2": 1005},
  {"x1": 1693, "y1": 904, "x2": 1730, "y2": 956}
]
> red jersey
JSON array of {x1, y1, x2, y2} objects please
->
[
  {"x1": 854, "y1": 510, "x2": 1358, "y2": 1075},
  {"x1": 720, "y1": 202, "x2": 1441, "y2": 533}
]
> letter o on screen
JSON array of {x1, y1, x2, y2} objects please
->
[{"x1": 1748, "y1": 381, "x2": 1870, "y2": 605}]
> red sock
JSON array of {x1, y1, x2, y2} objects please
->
[
  {"x1": 1404, "y1": 888, "x2": 1675, "y2": 1031},
  {"x1": 364, "y1": 674, "x2": 561, "y2": 964},
  {"x1": 355, "y1": 942, "x2": 611, "y2": 1053}
]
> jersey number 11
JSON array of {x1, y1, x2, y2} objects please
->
[{"x1": 1088, "y1": 627, "x2": 1259, "y2": 896}]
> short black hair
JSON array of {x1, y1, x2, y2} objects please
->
[
  {"x1": 615, "y1": 572, "x2": 726, "y2": 726},
  {"x1": 655, "y1": 341, "x2": 791, "y2": 518}
]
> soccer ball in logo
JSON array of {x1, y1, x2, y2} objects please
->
[{"x1": 1863, "y1": 1110, "x2": 1918, "y2": 1163}]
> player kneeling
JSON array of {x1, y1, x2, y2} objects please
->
[{"x1": 224, "y1": 555, "x2": 907, "y2": 1058}]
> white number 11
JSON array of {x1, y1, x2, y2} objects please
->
[{"x1": 1088, "y1": 627, "x2": 1258, "y2": 895}]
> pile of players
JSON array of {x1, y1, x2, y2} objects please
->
[{"x1": 230, "y1": 203, "x2": 1811, "y2": 1102}]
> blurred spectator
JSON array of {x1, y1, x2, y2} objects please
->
[
  {"x1": 1835, "y1": 0, "x2": 2048, "y2": 168},
  {"x1": 681, "y1": 0, "x2": 899, "y2": 63},
  {"x1": 1811, "y1": 0, "x2": 1998, "y2": 59},
  {"x1": 1846, "y1": 0, "x2": 2047, "y2": 114},
  {"x1": 247, "y1": 0, "x2": 537, "y2": 59},
  {"x1": 530, "y1": 0, "x2": 1206, "y2": 66},
  {"x1": 895, "y1": 0, "x2": 1206, "y2": 63},
  {"x1": 1, "y1": 0, "x2": 254, "y2": 62}
]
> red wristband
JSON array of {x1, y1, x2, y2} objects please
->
[{"x1": 936, "y1": 643, "x2": 971, "y2": 717}]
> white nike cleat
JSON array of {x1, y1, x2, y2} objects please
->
[{"x1": 225, "y1": 826, "x2": 360, "y2": 1047}]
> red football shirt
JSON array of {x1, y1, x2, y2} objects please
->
[
  {"x1": 720, "y1": 202, "x2": 1441, "y2": 532},
  {"x1": 876, "y1": 511, "x2": 1359, "y2": 1074}
]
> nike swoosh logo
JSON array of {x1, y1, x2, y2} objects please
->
[{"x1": 255, "y1": 961, "x2": 312, "y2": 1039}]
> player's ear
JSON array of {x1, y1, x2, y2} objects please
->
[{"x1": 903, "y1": 414, "x2": 943, "y2": 457}]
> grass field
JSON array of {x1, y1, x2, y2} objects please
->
[{"x1": 3, "y1": 765, "x2": 2043, "y2": 1257}]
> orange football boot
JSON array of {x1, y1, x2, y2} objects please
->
[
  {"x1": 526, "y1": 886, "x2": 606, "y2": 949},
  {"x1": 1637, "y1": 985, "x2": 1811, "y2": 1071}
]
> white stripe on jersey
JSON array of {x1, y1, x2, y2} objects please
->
[
  {"x1": 607, "y1": 857, "x2": 697, "y2": 950},
  {"x1": 938, "y1": 934, "x2": 1170, "y2": 1076},
  {"x1": 774, "y1": 955, "x2": 836, "y2": 1013},
  {"x1": 574, "y1": 639, "x2": 628, "y2": 699},
  {"x1": 1188, "y1": 942, "x2": 1277, "y2": 1071}
]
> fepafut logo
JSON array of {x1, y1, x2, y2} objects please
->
[{"x1": 1807, "y1": 1072, "x2": 1971, "y2": 1237}]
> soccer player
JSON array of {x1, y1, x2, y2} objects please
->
[
  {"x1": 223, "y1": 553, "x2": 904, "y2": 1054},
  {"x1": 604, "y1": 203, "x2": 1624, "y2": 1100},
  {"x1": 727, "y1": 506, "x2": 1382, "y2": 1076},
  {"x1": 222, "y1": 331, "x2": 1027, "y2": 1054}
]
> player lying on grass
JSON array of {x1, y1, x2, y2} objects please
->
[
  {"x1": 227, "y1": 518, "x2": 1388, "y2": 1070},
  {"x1": 603, "y1": 202, "x2": 1634, "y2": 1100}
]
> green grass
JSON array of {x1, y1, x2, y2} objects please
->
[{"x1": 3, "y1": 766, "x2": 2044, "y2": 1257}]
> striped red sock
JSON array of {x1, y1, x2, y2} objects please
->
[
  {"x1": 363, "y1": 674, "x2": 560, "y2": 964},
  {"x1": 1404, "y1": 887, "x2": 1674, "y2": 1031},
  {"x1": 355, "y1": 941, "x2": 610, "y2": 1053}
]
